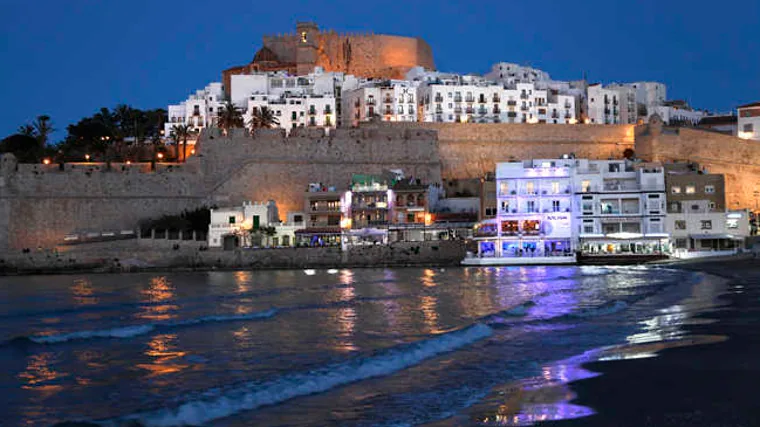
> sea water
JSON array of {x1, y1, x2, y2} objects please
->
[{"x1": 0, "y1": 266, "x2": 727, "y2": 426}]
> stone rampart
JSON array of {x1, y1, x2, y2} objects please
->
[
  {"x1": 376, "y1": 122, "x2": 636, "y2": 178},
  {"x1": 636, "y1": 125, "x2": 760, "y2": 209}
]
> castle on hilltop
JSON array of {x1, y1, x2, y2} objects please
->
[{"x1": 222, "y1": 21, "x2": 435, "y2": 91}]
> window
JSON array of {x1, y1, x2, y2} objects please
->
[
  {"x1": 501, "y1": 200, "x2": 510, "y2": 212},
  {"x1": 602, "y1": 223, "x2": 619, "y2": 234},
  {"x1": 608, "y1": 163, "x2": 621, "y2": 173},
  {"x1": 685, "y1": 185, "x2": 696, "y2": 194},
  {"x1": 581, "y1": 180, "x2": 591, "y2": 193},
  {"x1": 705, "y1": 185, "x2": 715, "y2": 194},
  {"x1": 727, "y1": 218, "x2": 739, "y2": 229},
  {"x1": 671, "y1": 186, "x2": 681, "y2": 194},
  {"x1": 551, "y1": 181, "x2": 560, "y2": 194},
  {"x1": 228, "y1": 216, "x2": 236, "y2": 224},
  {"x1": 527, "y1": 201, "x2": 536, "y2": 213},
  {"x1": 701, "y1": 220, "x2": 712, "y2": 230},
  {"x1": 675, "y1": 220, "x2": 686, "y2": 230},
  {"x1": 675, "y1": 238, "x2": 688, "y2": 249},
  {"x1": 526, "y1": 182, "x2": 535, "y2": 194},
  {"x1": 499, "y1": 181, "x2": 509, "y2": 196},
  {"x1": 293, "y1": 215, "x2": 303, "y2": 224},
  {"x1": 552, "y1": 200, "x2": 560, "y2": 212},
  {"x1": 583, "y1": 220, "x2": 594, "y2": 234},
  {"x1": 744, "y1": 123, "x2": 754, "y2": 132},
  {"x1": 709, "y1": 202, "x2": 716, "y2": 210}
]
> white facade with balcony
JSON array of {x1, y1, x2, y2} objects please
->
[
  {"x1": 246, "y1": 93, "x2": 336, "y2": 131},
  {"x1": 464, "y1": 159, "x2": 577, "y2": 265},
  {"x1": 341, "y1": 81, "x2": 418, "y2": 126},
  {"x1": 573, "y1": 159, "x2": 668, "y2": 257},
  {"x1": 165, "y1": 82, "x2": 225, "y2": 140},
  {"x1": 418, "y1": 82, "x2": 577, "y2": 124},
  {"x1": 483, "y1": 62, "x2": 552, "y2": 85},
  {"x1": 587, "y1": 84, "x2": 636, "y2": 125}
]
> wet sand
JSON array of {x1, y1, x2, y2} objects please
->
[{"x1": 544, "y1": 256, "x2": 760, "y2": 427}]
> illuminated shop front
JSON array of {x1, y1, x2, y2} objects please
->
[{"x1": 580, "y1": 232, "x2": 669, "y2": 256}]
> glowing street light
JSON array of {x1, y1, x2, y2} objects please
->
[
  {"x1": 156, "y1": 152, "x2": 164, "y2": 161},
  {"x1": 85, "y1": 154, "x2": 91, "y2": 161},
  {"x1": 42, "y1": 158, "x2": 51, "y2": 165}
]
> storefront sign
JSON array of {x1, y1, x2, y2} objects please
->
[{"x1": 542, "y1": 213, "x2": 572, "y2": 237}]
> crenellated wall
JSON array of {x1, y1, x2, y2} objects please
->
[{"x1": 3, "y1": 120, "x2": 758, "y2": 253}]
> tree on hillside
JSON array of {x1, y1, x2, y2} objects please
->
[
  {"x1": 217, "y1": 101, "x2": 244, "y2": 136},
  {"x1": 32, "y1": 115, "x2": 54, "y2": 148},
  {"x1": 18, "y1": 124, "x2": 36, "y2": 137},
  {"x1": 623, "y1": 148, "x2": 635, "y2": 160},
  {"x1": 248, "y1": 106, "x2": 279, "y2": 132},
  {"x1": 171, "y1": 124, "x2": 193, "y2": 162}
]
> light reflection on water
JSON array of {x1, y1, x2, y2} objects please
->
[{"x1": 0, "y1": 266, "x2": 730, "y2": 427}]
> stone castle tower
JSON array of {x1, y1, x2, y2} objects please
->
[{"x1": 223, "y1": 21, "x2": 436, "y2": 92}]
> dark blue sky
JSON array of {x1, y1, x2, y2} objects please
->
[{"x1": 2, "y1": 0, "x2": 758, "y2": 142}]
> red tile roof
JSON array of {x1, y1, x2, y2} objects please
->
[{"x1": 737, "y1": 102, "x2": 760, "y2": 109}]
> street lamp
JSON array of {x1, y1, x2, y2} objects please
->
[
  {"x1": 85, "y1": 154, "x2": 90, "y2": 161},
  {"x1": 157, "y1": 152, "x2": 164, "y2": 161}
]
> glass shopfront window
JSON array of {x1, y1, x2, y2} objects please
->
[
  {"x1": 521, "y1": 220, "x2": 541, "y2": 235},
  {"x1": 501, "y1": 220, "x2": 519, "y2": 235}
]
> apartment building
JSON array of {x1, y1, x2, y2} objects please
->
[
  {"x1": 165, "y1": 82, "x2": 225, "y2": 137},
  {"x1": 341, "y1": 80, "x2": 418, "y2": 126},
  {"x1": 587, "y1": 84, "x2": 636, "y2": 125},
  {"x1": 738, "y1": 102, "x2": 760, "y2": 140}
]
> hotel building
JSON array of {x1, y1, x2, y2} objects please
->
[
  {"x1": 466, "y1": 159, "x2": 577, "y2": 265},
  {"x1": 573, "y1": 159, "x2": 668, "y2": 258}
]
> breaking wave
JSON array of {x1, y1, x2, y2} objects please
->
[
  {"x1": 108, "y1": 323, "x2": 493, "y2": 427},
  {"x1": 570, "y1": 300, "x2": 629, "y2": 318},
  {"x1": 20, "y1": 309, "x2": 278, "y2": 345}
]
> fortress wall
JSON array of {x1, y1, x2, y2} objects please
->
[
  {"x1": 200, "y1": 127, "x2": 442, "y2": 217},
  {"x1": 373, "y1": 122, "x2": 636, "y2": 179},
  {"x1": 0, "y1": 157, "x2": 205, "y2": 251},
  {"x1": 636, "y1": 127, "x2": 760, "y2": 209}
]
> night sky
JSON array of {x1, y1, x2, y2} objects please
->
[{"x1": 1, "y1": 0, "x2": 758, "y2": 141}]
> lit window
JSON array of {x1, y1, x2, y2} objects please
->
[
  {"x1": 526, "y1": 182, "x2": 535, "y2": 194},
  {"x1": 301, "y1": 32, "x2": 307, "y2": 43},
  {"x1": 551, "y1": 181, "x2": 560, "y2": 194},
  {"x1": 499, "y1": 181, "x2": 509, "y2": 196},
  {"x1": 685, "y1": 185, "x2": 696, "y2": 194},
  {"x1": 705, "y1": 185, "x2": 715, "y2": 194},
  {"x1": 581, "y1": 180, "x2": 591, "y2": 193},
  {"x1": 671, "y1": 186, "x2": 682, "y2": 194}
]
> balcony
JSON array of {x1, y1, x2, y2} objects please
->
[
  {"x1": 435, "y1": 106, "x2": 443, "y2": 113},
  {"x1": 384, "y1": 97, "x2": 393, "y2": 104},
  {"x1": 493, "y1": 107, "x2": 501, "y2": 114},
  {"x1": 323, "y1": 108, "x2": 332, "y2": 114},
  {"x1": 454, "y1": 107, "x2": 463, "y2": 114},
  {"x1": 308, "y1": 108, "x2": 316, "y2": 115},
  {"x1": 366, "y1": 99, "x2": 376, "y2": 105},
  {"x1": 564, "y1": 103, "x2": 572, "y2": 109},
  {"x1": 454, "y1": 95, "x2": 462, "y2": 102},
  {"x1": 604, "y1": 98, "x2": 610, "y2": 104},
  {"x1": 604, "y1": 109, "x2": 611, "y2": 115},
  {"x1": 520, "y1": 106, "x2": 529, "y2": 111},
  {"x1": 493, "y1": 96, "x2": 501, "y2": 103},
  {"x1": 507, "y1": 100, "x2": 517, "y2": 106},
  {"x1": 520, "y1": 93, "x2": 529, "y2": 99},
  {"x1": 478, "y1": 108, "x2": 488, "y2": 115},
  {"x1": 565, "y1": 112, "x2": 572, "y2": 119},
  {"x1": 466, "y1": 107, "x2": 474, "y2": 114},
  {"x1": 507, "y1": 112, "x2": 517, "y2": 118},
  {"x1": 434, "y1": 96, "x2": 443, "y2": 103},
  {"x1": 551, "y1": 112, "x2": 559, "y2": 119},
  {"x1": 465, "y1": 96, "x2": 475, "y2": 103}
]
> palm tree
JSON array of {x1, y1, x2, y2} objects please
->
[
  {"x1": 18, "y1": 124, "x2": 36, "y2": 137},
  {"x1": 170, "y1": 124, "x2": 193, "y2": 162},
  {"x1": 247, "y1": 106, "x2": 280, "y2": 132},
  {"x1": 217, "y1": 101, "x2": 244, "y2": 136},
  {"x1": 32, "y1": 115, "x2": 54, "y2": 148}
]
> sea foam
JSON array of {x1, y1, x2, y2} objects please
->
[{"x1": 111, "y1": 323, "x2": 493, "y2": 427}]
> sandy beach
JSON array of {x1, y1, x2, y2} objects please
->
[{"x1": 543, "y1": 256, "x2": 760, "y2": 426}]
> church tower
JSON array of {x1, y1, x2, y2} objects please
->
[{"x1": 295, "y1": 22, "x2": 319, "y2": 75}]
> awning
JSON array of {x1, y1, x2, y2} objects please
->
[
  {"x1": 689, "y1": 234, "x2": 743, "y2": 240},
  {"x1": 294, "y1": 227, "x2": 341, "y2": 235}
]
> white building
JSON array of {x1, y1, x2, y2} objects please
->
[
  {"x1": 587, "y1": 84, "x2": 637, "y2": 125},
  {"x1": 628, "y1": 82, "x2": 667, "y2": 121},
  {"x1": 207, "y1": 201, "x2": 280, "y2": 249},
  {"x1": 165, "y1": 82, "x2": 225, "y2": 139},
  {"x1": 738, "y1": 102, "x2": 760, "y2": 140},
  {"x1": 652, "y1": 104, "x2": 706, "y2": 126},
  {"x1": 574, "y1": 159, "x2": 668, "y2": 257},
  {"x1": 418, "y1": 82, "x2": 576, "y2": 124},
  {"x1": 484, "y1": 62, "x2": 552, "y2": 85},
  {"x1": 341, "y1": 80, "x2": 419, "y2": 126},
  {"x1": 247, "y1": 93, "x2": 336, "y2": 130},
  {"x1": 465, "y1": 159, "x2": 577, "y2": 265}
]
